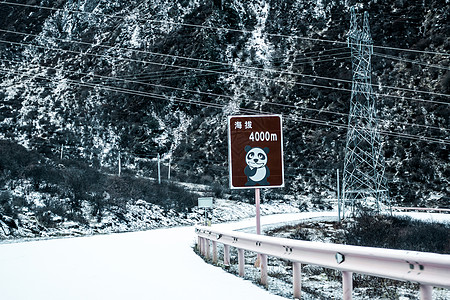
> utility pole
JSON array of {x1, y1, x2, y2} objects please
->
[
  {"x1": 168, "y1": 158, "x2": 171, "y2": 180},
  {"x1": 337, "y1": 169, "x2": 341, "y2": 223},
  {"x1": 118, "y1": 151, "x2": 121, "y2": 177},
  {"x1": 157, "y1": 153, "x2": 161, "y2": 184},
  {"x1": 342, "y1": 8, "x2": 389, "y2": 216},
  {"x1": 60, "y1": 144, "x2": 64, "y2": 160}
]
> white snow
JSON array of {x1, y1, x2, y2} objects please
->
[
  {"x1": 0, "y1": 211, "x2": 448, "y2": 300},
  {"x1": 393, "y1": 211, "x2": 450, "y2": 224},
  {"x1": 0, "y1": 213, "x2": 315, "y2": 300},
  {"x1": 248, "y1": 0, "x2": 273, "y2": 64}
]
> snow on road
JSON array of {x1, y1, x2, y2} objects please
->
[
  {"x1": 0, "y1": 211, "x2": 448, "y2": 300},
  {"x1": 0, "y1": 225, "x2": 286, "y2": 300},
  {"x1": 1, "y1": 213, "x2": 334, "y2": 300}
]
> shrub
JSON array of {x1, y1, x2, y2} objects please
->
[
  {"x1": 345, "y1": 214, "x2": 450, "y2": 254},
  {"x1": 0, "y1": 140, "x2": 40, "y2": 178},
  {"x1": 212, "y1": 182, "x2": 225, "y2": 198},
  {"x1": 0, "y1": 191, "x2": 13, "y2": 216}
]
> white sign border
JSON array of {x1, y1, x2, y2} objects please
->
[{"x1": 227, "y1": 114, "x2": 284, "y2": 190}]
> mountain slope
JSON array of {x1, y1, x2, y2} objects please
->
[{"x1": 0, "y1": 0, "x2": 448, "y2": 227}]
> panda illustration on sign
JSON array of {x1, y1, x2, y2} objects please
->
[{"x1": 244, "y1": 145, "x2": 270, "y2": 186}]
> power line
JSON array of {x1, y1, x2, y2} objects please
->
[
  {"x1": 1, "y1": 1, "x2": 449, "y2": 57},
  {"x1": 371, "y1": 44, "x2": 449, "y2": 57},
  {"x1": 2, "y1": 57, "x2": 447, "y2": 134},
  {"x1": 0, "y1": 1, "x2": 349, "y2": 45},
  {"x1": 373, "y1": 52, "x2": 450, "y2": 71},
  {"x1": 0, "y1": 57, "x2": 350, "y2": 119},
  {"x1": 1, "y1": 56, "x2": 447, "y2": 134},
  {"x1": 272, "y1": 50, "x2": 351, "y2": 64},
  {"x1": 1, "y1": 28, "x2": 448, "y2": 99},
  {"x1": 1, "y1": 65, "x2": 448, "y2": 146},
  {"x1": 278, "y1": 46, "x2": 349, "y2": 58},
  {"x1": 0, "y1": 29, "x2": 355, "y2": 87},
  {"x1": 113, "y1": 54, "x2": 349, "y2": 82},
  {"x1": 1, "y1": 38, "x2": 448, "y2": 107},
  {"x1": 97, "y1": 54, "x2": 350, "y2": 82}
]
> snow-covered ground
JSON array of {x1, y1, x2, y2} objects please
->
[
  {"x1": 393, "y1": 211, "x2": 450, "y2": 224},
  {"x1": 0, "y1": 212, "x2": 329, "y2": 300},
  {"x1": 0, "y1": 211, "x2": 448, "y2": 300},
  {"x1": 0, "y1": 223, "x2": 271, "y2": 300},
  {"x1": 0, "y1": 197, "x2": 303, "y2": 240}
]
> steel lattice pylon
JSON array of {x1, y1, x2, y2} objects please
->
[{"x1": 342, "y1": 8, "x2": 389, "y2": 216}]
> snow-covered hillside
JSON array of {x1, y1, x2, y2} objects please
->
[
  {"x1": 0, "y1": 188, "x2": 307, "y2": 240},
  {"x1": 0, "y1": 0, "x2": 448, "y2": 215}
]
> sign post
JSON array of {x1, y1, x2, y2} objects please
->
[
  {"x1": 255, "y1": 188, "x2": 261, "y2": 235},
  {"x1": 228, "y1": 114, "x2": 284, "y2": 265}
]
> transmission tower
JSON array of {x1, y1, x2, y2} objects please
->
[{"x1": 342, "y1": 8, "x2": 389, "y2": 216}]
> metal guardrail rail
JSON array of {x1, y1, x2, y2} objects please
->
[{"x1": 196, "y1": 226, "x2": 450, "y2": 300}]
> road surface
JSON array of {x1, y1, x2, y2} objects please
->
[{"x1": 0, "y1": 212, "x2": 336, "y2": 300}]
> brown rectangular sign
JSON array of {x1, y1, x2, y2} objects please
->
[{"x1": 228, "y1": 115, "x2": 284, "y2": 189}]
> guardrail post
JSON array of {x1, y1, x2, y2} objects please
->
[
  {"x1": 199, "y1": 237, "x2": 204, "y2": 255},
  {"x1": 202, "y1": 238, "x2": 207, "y2": 256},
  {"x1": 420, "y1": 285, "x2": 432, "y2": 300},
  {"x1": 342, "y1": 271, "x2": 353, "y2": 300},
  {"x1": 238, "y1": 248, "x2": 245, "y2": 277},
  {"x1": 293, "y1": 262, "x2": 302, "y2": 299},
  {"x1": 212, "y1": 241, "x2": 218, "y2": 264},
  {"x1": 224, "y1": 244, "x2": 230, "y2": 266},
  {"x1": 260, "y1": 254, "x2": 268, "y2": 286},
  {"x1": 205, "y1": 239, "x2": 210, "y2": 260}
]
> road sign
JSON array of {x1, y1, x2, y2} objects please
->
[
  {"x1": 198, "y1": 197, "x2": 213, "y2": 208},
  {"x1": 228, "y1": 114, "x2": 284, "y2": 189}
]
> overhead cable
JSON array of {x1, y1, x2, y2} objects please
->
[
  {"x1": 1, "y1": 28, "x2": 447, "y2": 99},
  {"x1": 373, "y1": 52, "x2": 450, "y2": 71},
  {"x1": 0, "y1": 38, "x2": 448, "y2": 107},
  {"x1": 2, "y1": 57, "x2": 448, "y2": 133},
  {"x1": 1, "y1": 66, "x2": 448, "y2": 145},
  {"x1": 1, "y1": 1, "x2": 449, "y2": 57}
]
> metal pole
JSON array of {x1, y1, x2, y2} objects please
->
[
  {"x1": 293, "y1": 262, "x2": 302, "y2": 299},
  {"x1": 118, "y1": 151, "x2": 121, "y2": 177},
  {"x1": 255, "y1": 188, "x2": 262, "y2": 267},
  {"x1": 260, "y1": 254, "x2": 268, "y2": 286},
  {"x1": 205, "y1": 239, "x2": 210, "y2": 260},
  {"x1": 337, "y1": 169, "x2": 341, "y2": 222},
  {"x1": 342, "y1": 186, "x2": 345, "y2": 219},
  {"x1": 238, "y1": 248, "x2": 245, "y2": 277},
  {"x1": 212, "y1": 241, "x2": 217, "y2": 264},
  {"x1": 420, "y1": 285, "x2": 432, "y2": 300},
  {"x1": 168, "y1": 158, "x2": 171, "y2": 180},
  {"x1": 202, "y1": 238, "x2": 206, "y2": 256},
  {"x1": 199, "y1": 237, "x2": 204, "y2": 255},
  {"x1": 342, "y1": 271, "x2": 353, "y2": 300},
  {"x1": 224, "y1": 244, "x2": 230, "y2": 266},
  {"x1": 255, "y1": 188, "x2": 261, "y2": 235},
  {"x1": 157, "y1": 153, "x2": 161, "y2": 184}
]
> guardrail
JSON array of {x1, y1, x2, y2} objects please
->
[
  {"x1": 196, "y1": 226, "x2": 450, "y2": 300},
  {"x1": 392, "y1": 207, "x2": 450, "y2": 213}
]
